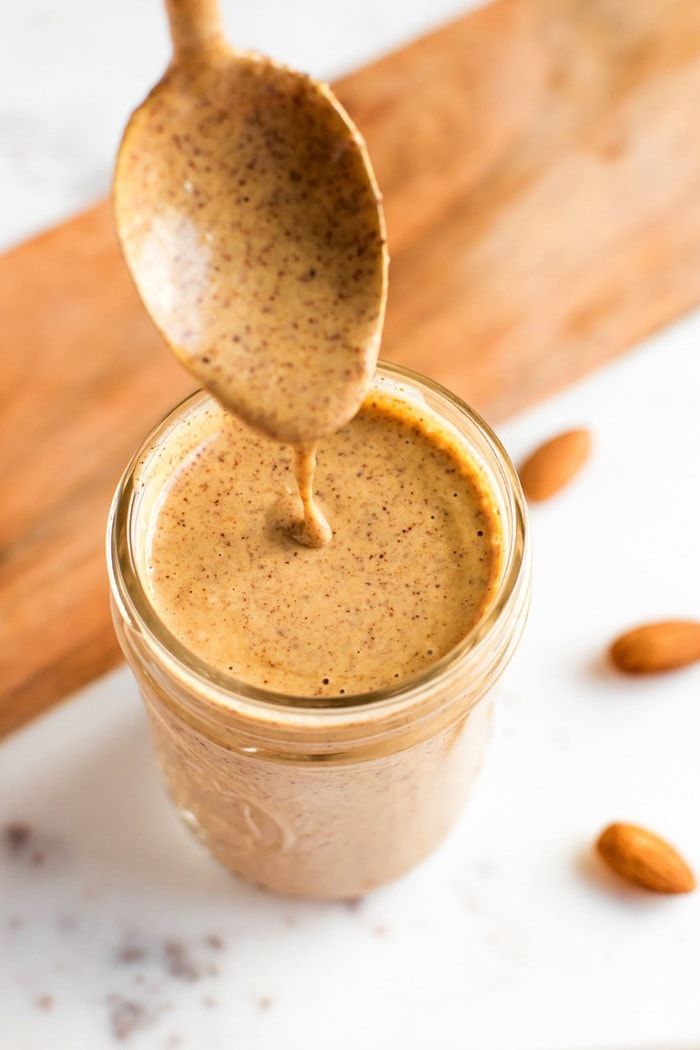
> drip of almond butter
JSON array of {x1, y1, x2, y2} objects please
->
[{"x1": 291, "y1": 444, "x2": 332, "y2": 548}]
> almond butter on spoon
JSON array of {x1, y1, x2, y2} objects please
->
[{"x1": 114, "y1": 0, "x2": 387, "y2": 446}]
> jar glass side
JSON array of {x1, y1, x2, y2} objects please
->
[{"x1": 107, "y1": 363, "x2": 530, "y2": 897}]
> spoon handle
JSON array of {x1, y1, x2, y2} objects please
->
[{"x1": 165, "y1": 0, "x2": 223, "y2": 60}]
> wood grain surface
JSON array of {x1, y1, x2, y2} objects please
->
[{"x1": 3, "y1": 0, "x2": 700, "y2": 737}]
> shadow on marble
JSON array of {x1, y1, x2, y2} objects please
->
[
  {"x1": 574, "y1": 847, "x2": 682, "y2": 914},
  {"x1": 579, "y1": 649, "x2": 658, "y2": 694}
]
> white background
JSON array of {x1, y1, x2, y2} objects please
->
[{"x1": 2, "y1": 2, "x2": 700, "y2": 1048}]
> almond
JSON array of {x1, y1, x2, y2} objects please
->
[
  {"x1": 596, "y1": 822, "x2": 695, "y2": 894},
  {"x1": 609, "y1": 620, "x2": 700, "y2": 674},
  {"x1": 519, "y1": 429, "x2": 591, "y2": 501}
]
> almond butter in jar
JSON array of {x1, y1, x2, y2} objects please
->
[{"x1": 107, "y1": 363, "x2": 530, "y2": 899}]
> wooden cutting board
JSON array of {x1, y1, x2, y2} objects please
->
[{"x1": 3, "y1": 0, "x2": 700, "y2": 738}]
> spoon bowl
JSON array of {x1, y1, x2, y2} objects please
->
[{"x1": 113, "y1": 0, "x2": 388, "y2": 445}]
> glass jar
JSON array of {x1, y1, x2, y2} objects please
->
[{"x1": 107, "y1": 363, "x2": 530, "y2": 899}]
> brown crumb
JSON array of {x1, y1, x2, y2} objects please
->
[
  {"x1": 204, "y1": 933, "x2": 224, "y2": 951},
  {"x1": 107, "y1": 996, "x2": 154, "y2": 1041},
  {"x1": 118, "y1": 944, "x2": 146, "y2": 964},
  {"x1": 35, "y1": 994, "x2": 53, "y2": 1011},
  {"x1": 341, "y1": 897, "x2": 364, "y2": 913},
  {"x1": 4, "y1": 823, "x2": 31, "y2": 852},
  {"x1": 163, "y1": 939, "x2": 201, "y2": 981},
  {"x1": 258, "y1": 995, "x2": 273, "y2": 1011}
]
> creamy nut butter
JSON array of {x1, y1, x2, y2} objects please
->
[{"x1": 147, "y1": 392, "x2": 499, "y2": 696}]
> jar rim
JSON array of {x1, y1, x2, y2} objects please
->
[{"x1": 106, "y1": 361, "x2": 529, "y2": 723}]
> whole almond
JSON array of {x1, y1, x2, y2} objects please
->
[
  {"x1": 609, "y1": 620, "x2": 700, "y2": 674},
  {"x1": 519, "y1": 429, "x2": 591, "y2": 501},
  {"x1": 596, "y1": 822, "x2": 695, "y2": 894}
]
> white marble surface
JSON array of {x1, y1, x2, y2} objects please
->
[{"x1": 3, "y1": 1, "x2": 700, "y2": 1048}]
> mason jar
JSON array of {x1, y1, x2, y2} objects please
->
[{"x1": 107, "y1": 363, "x2": 530, "y2": 899}]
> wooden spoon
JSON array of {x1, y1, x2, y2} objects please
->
[{"x1": 113, "y1": 0, "x2": 388, "y2": 446}]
